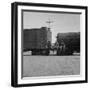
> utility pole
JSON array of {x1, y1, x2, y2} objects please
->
[{"x1": 46, "y1": 19, "x2": 53, "y2": 29}]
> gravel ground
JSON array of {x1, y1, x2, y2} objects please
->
[{"x1": 22, "y1": 56, "x2": 80, "y2": 77}]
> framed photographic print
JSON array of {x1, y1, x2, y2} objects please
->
[{"x1": 11, "y1": 2, "x2": 88, "y2": 87}]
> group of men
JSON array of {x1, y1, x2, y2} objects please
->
[{"x1": 47, "y1": 40, "x2": 66, "y2": 55}]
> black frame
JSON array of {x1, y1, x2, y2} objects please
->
[{"x1": 11, "y1": 2, "x2": 88, "y2": 87}]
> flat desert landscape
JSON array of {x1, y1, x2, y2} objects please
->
[{"x1": 22, "y1": 56, "x2": 80, "y2": 77}]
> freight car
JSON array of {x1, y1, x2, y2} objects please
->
[
  {"x1": 23, "y1": 27, "x2": 52, "y2": 55},
  {"x1": 56, "y1": 32, "x2": 80, "y2": 55}
]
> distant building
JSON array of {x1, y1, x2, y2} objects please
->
[{"x1": 23, "y1": 27, "x2": 52, "y2": 51}]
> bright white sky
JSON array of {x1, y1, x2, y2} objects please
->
[{"x1": 23, "y1": 11, "x2": 80, "y2": 43}]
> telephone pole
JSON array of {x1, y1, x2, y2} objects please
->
[{"x1": 46, "y1": 19, "x2": 53, "y2": 29}]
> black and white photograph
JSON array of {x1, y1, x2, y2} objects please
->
[
  {"x1": 22, "y1": 10, "x2": 80, "y2": 77},
  {"x1": 11, "y1": 2, "x2": 88, "y2": 87}
]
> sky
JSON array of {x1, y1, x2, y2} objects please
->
[{"x1": 23, "y1": 11, "x2": 80, "y2": 43}]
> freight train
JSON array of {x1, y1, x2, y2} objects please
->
[{"x1": 23, "y1": 27, "x2": 80, "y2": 55}]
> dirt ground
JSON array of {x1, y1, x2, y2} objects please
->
[{"x1": 22, "y1": 56, "x2": 80, "y2": 77}]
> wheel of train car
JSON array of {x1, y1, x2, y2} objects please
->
[
  {"x1": 32, "y1": 50, "x2": 37, "y2": 55},
  {"x1": 41, "y1": 50, "x2": 46, "y2": 55},
  {"x1": 45, "y1": 49, "x2": 50, "y2": 55},
  {"x1": 65, "y1": 49, "x2": 73, "y2": 55},
  {"x1": 32, "y1": 51, "x2": 35, "y2": 55}
]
